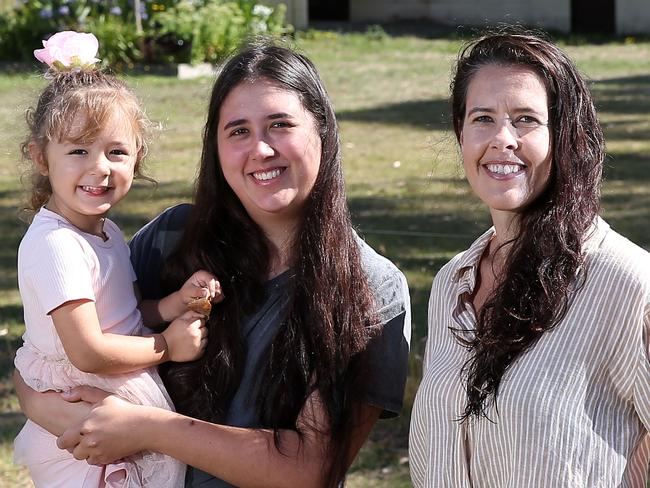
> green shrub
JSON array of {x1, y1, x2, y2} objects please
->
[
  {"x1": 85, "y1": 15, "x2": 143, "y2": 67},
  {"x1": 0, "y1": 0, "x2": 143, "y2": 65},
  {"x1": 156, "y1": 0, "x2": 292, "y2": 65},
  {"x1": 0, "y1": 0, "x2": 292, "y2": 66}
]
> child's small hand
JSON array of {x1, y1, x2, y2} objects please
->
[
  {"x1": 180, "y1": 270, "x2": 223, "y2": 306},
  {"x1": 148, "y1": 270, "x2": 223, "y2": 325},
  {"x1": 161, "y1": 311, "x2": 208, "y2": 362}
]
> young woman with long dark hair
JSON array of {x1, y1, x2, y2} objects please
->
[
  {"x1": 16, "y1": 43, "x2": 411, "y2": 488},
  {"x1": 409, "y1": 30, "x2": 649, "y2": 486}
]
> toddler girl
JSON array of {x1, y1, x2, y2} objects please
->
[{"x1": 13, "y1": 31, "x2": 217, "y2": 487}]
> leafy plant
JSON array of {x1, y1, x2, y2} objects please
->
[
  {"x1": 155, "y1": 0, "x2": 292, "y2": 64},
  {"x1": 0, "y1": 0, "x2": 292, "y2": 66},
  {"x1": 86, "y1": 15, "x2": 143, "y2": 67},
  {"x1": 0, "y1": 0, "x2": 142, "y2": 64}
]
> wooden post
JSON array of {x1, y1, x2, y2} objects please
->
[{"x1": 134, "y1": 0, "x2": 143, "y2": 34}]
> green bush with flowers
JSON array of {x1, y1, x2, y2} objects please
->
[
  {"x1": 155, "y1": 1, "x2": 290, "y2": 65},
  {"x1": 0, "y1": 0, "x2": 292, "y2": 67}
]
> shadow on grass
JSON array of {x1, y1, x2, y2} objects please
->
[
  {"x1": 0, "y1": 305, "x2": 23, "y2": 327},
  {"x1": 601, "y1": 121, "x2": 650, "y2": 142},
  {"x1": 0, "y1": 190, "x2": 28, "y2": 293},
  {"x1": 337, "y1": 98, "x2": 450, "y2": 130},
  {"x1": 348, "y1": 189, "x2": 489, "y2": 345},
  {"x1": 593, "y1": 74, "x2": 650, "y2": 87},
  {"x1": 595, "y1": 74, "x2": 650, "y2": 116},
  {"x1": 0, "y1": 336, "x2": 22, "y2": 411},
  {"x1": 0, "y1": 412, "x2": 31, "y2": 488},
  {"x1": 601, "y1": 189, "x2": 650, "y2": 249},
  {"x1": 604, "y1": 152, "x2": 650, "y2": 182},
  {"x1": 592, "y1": 74, "x2": 650, "y2": 181}
]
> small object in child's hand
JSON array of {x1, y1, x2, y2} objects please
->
[{"x1": 187, "y1": 297, "x2": 212, "y2": 316}]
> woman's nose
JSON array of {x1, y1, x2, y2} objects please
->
[
  {"x1": 491, "y1": 119, "x2": 519, "y2": 150},
  {"x1": 250, "y1": 138, "x2": 275, "y2": 161}
]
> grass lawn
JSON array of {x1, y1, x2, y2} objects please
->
[{"x1": 0, "y1": 27, "x2": 649, "y2": 486}]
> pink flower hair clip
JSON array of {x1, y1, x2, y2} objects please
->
[{"x1": 34, "y1": 31, "x2": 100, "y2": 72}]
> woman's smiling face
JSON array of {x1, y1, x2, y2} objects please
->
[
  {"x1": 216, "y1": 79, "x2": 322, "y2": 227},
  {"x1": 460, "y1": 64, "x2": 553, "y2": 221}
]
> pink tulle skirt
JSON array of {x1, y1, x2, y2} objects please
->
[{"x1": 14, "y1": 343, "x2": 186, "y2": 487}]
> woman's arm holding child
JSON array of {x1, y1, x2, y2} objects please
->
[
  {"x1": 58, "y1": 388, "x2": 381, "y2": 488},
  {"x1": 13, "y1": 370, "x2": 91, "y2": 436}
]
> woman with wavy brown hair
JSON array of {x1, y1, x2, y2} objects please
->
[
  {"x1": 410, "y1": 30, "x2": 649, "y2": 486},
  {"x1": 16, "y1": 42, "x2": 411, "y2": 488}
]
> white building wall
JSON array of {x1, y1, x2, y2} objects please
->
[
  {"x1": 350, "y1": 0, "x2": 431, "y2": 21},
  {"x1": 275, "y1": 0, "x2": 649, "y2": 35},
  {"x1": 616, "y1": 0, "x2": 650, "y2": 34},
  {"x1": 263, "y1": 0, "x2": 309, "y2": 30},
  {"x1": 350, "y1": 0, "x2": 571, "y2": 33}
]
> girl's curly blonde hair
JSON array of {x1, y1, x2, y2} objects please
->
[{"x1": 22, "y1": 70, "x2": 154, "y2": 213}]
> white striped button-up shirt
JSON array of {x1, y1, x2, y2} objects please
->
[{"x1": 409, "y1": 218, "x2": 650, "y2": 487}]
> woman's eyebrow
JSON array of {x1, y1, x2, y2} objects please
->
[
  {"x1": 223, "y1": 113, "x2": 294, "y2": 130},
  {"x1": 467, "y1": 106, "x2": 545, "y2": 115},
  {"x1": 268, "y1": 112, "x2": 293, "y2": 120},
  {"x1": 223, "y1": 118, "x2": 247, "y2": 130},
  {"x1": 467, "y1": 107, "x2": 495, "y2": 115}
]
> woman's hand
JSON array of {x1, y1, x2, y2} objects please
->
[
  {"x1": 57, "y1": 386, "x2": 150, "y2": 465},
  {"x1": 180, "y1": 270, "x2": 223, "y2": 305}
]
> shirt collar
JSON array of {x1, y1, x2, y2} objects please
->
[
  {"x1": 582, "y1": 216, "x2": 610, "y2": 254},
  {"x1": 452, "y1": 217, "x2": 609, "y2": 285},
  {"x1": 453, "y1": 226, "x2": 496, "y2": 284}
]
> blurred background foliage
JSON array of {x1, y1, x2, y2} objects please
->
[{"x1": 0, "y1": 0, "x2": 292, "y2": 66}]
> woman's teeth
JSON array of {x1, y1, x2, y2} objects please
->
[
  {"x1": 253, "y1": 168, "x2": 282, "y2": 181},
  {"x1": 485, "y1": 164, "x2": 522, "y2": 175}
]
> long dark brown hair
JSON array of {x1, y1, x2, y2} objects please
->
[
  {"x1": 161, "y1": 43, "x2": 376, "y2": 486},
  {"x1": 450, "y1": 29, "x2": 604, "y2": 420}
]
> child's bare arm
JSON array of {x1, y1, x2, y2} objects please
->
[{"x1": 51, "y1": 299, "x2": 206, "y2": 374}]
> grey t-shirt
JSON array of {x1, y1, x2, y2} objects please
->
[{"x1": 129, "y1": 204, "x2": 411, "y2": 488}]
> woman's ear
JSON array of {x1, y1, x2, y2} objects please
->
[{"x1": 28, "y1": 142, "x2": 48, "y2": 176}]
